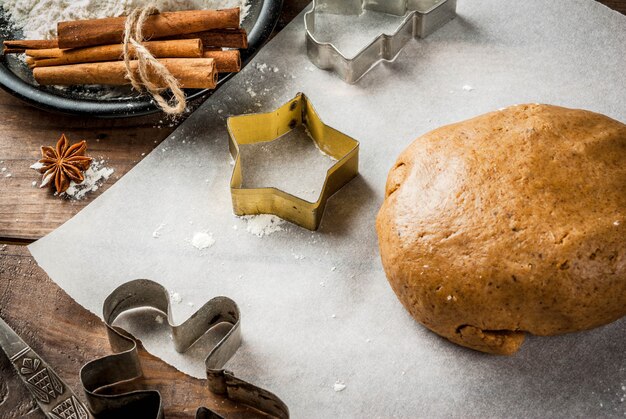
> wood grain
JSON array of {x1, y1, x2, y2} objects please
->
[
  {"x1": 598, "y1": 0, "x2": 626, "y2": 13},
  {"x1": 0, "y1": 92, "x2": 180, "y2": 242},
  {"x1": 0, "y1": 245, "x2": 266, "y2": 419}
]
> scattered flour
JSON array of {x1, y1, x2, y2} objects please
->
[
  {"x1": 63, "y1": 160, "x2": 115, "y2": 200},
  {"x1": 30, "y1": 159, "x2": 114, "y2": 199},
  {"x1": 254, "y1": 63, "x2": 279, "y2": 74},
  {"x1": 29, "y1": 162, "x2": 43, "y2": 170},
  {"x1": 333, "y1": 381, "x2": 347, "y2": 392},
  {"x1": 1, "y1": 0, "x2": 251, "y2": 40},
  {"x1": 155, "y1": 315, "x2": 164, "y2": 324},
  {"x1": 170, "y1": 292, "x2": 182, "y2": 304},
  {"x1": 191, "y1": 232, "x2": 215, "y2": 249},
  {"x1": 462, "y1": 85, "x2": 475, "y2": 91},
  {"x1": 241, "y1": 215, "x2": 285, "y2": 237},
  {"x1": 152, "y1": 223, "x2": 166, "y2": 238}
]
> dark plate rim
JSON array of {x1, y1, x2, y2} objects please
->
[{"x1": 0, "y1": 0, "x2": 283, "y2": 118}]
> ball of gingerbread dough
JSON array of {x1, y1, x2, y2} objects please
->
[{"x1": 376, "y1": 104, "x2": 626, "y2": 355}]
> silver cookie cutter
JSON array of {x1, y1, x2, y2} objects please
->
[
  {"x1": 80, "y1": 279, "x2": 289, "y2": 418},
  {"x1": 304, "y1": 0, "x2": 457, "y2": 83}
]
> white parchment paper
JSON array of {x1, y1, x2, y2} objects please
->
[{"x1": 29, "y1": 1, "x2": 626, "y2": 417}]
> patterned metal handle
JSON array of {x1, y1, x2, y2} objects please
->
[{"x1": 0, "y1": 315, "x2": 91, "y2": 419}]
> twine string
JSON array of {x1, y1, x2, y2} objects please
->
[{"x1": 123, "y1": 6, "x2": 186, "y2": 114}]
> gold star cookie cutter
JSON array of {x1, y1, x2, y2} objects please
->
[{"x1": 227, "y1": 92, "x2": 360, "y2": 231}]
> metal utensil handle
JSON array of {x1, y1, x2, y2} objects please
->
[{"x1": 0, "y1": 316, "x2": 92, "y2": 419}]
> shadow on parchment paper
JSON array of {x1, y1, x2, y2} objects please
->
[
  {"x1": 423, "y1": 311, "x2": 626, "y2": 414},
  {"x1": 114, "y1": 308, "x2": 235, "y2": 361},
  {"x1": 431, "y1": 14, "x2": 500, "y2": 45},
  {"x1": 113, "y1": 308, "x2": 286, "y2": 394},
  {"x1": 501, "y1": 318, "x2": 624, "y2": 414},
  {"x1": 352, "y1": 15, "x2": 490, "y2": 88},
  {"x1": 318, "y1": 175, "x2": 377, "y2": 237}
]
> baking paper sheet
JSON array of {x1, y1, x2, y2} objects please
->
[{"x1": 29, "y1": 1, "x2": 626, "y2": 417}]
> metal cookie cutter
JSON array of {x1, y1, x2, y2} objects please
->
[
  {"x1": 305, "y1": 0, "x2": 457, "y2": 83},
  {"x1": 227, "y1": 92, "x2": 360, "y2": 231},
  {"x1": 0, "y1": 315, "x2": 92, "y2": 419},
  {"x1": 80, "y1": 279, "x2": 289, "y2": 418}
]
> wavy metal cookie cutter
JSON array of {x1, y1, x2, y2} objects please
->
[
  {"x1": 305, "y1": 0, "x2": 457, "y2": 83},
  {"x1": 80, "y1": 279, "x2": 289, "y2": 418},
  {"x1": 227, "y1": 92, "x2": 360, "y2": 231}
]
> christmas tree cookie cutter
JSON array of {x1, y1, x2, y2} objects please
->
[
  {"x1": 227, "y1": 92, "x2": 360, "y2": 231},
  {"x1": 80, "y1": 279, "x2": 289, "y2": 418},
  {"x1": 304, "y1": 0, "x2": 457, "y2": 83}
]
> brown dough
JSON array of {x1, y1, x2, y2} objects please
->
[{"x1": 376, "y1": 104, "x2": 626, "y2": 355}]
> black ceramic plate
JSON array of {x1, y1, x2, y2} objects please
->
[{"x1": 0, "y1": 0, "x2": 283, "y2": 118}]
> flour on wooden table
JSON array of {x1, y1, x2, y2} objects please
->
[
  {"x1": 64, "y1": 160, "x2": 114, "y2": 200},
  {"x1": 2, "y1": 0, "x2": 250, "y2": 39},
  {"x1": 30, "y1": 159, "x2": 115, "y2": 200}
]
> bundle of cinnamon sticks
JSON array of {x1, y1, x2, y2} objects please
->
[{"x1": 3, "y1": 8, "x2": 247, "y2": 89}]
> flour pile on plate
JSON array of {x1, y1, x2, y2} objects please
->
[{"x1": 2, "y1": 0, "x2": 250, "y2": 40}]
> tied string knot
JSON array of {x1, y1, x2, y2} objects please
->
[{"x1": 123, "y1": 6, "x2": 186, "y2": 114}]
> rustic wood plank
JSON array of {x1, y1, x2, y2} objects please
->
[
  {"x1": 598, "y1": 0, "x2": 626, "y2": 13},
  {"x1": 0, "y1": 245, "x2": 267, "y2": 419},
  {"x1": 0, "y1": 92, "x2": 183, "y2": 242}
]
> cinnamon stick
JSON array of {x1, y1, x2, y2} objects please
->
[
  {"x1": 57, "y1": 9, "x2": 240, "y2": 49},
  {"x1": 27, "y1": 39, "x2": 204, "y2": 68},
  {"x1": 202, "y1": 49, "x2": 241, "y2": 73},
  {"x1": 4, "y1": 27, "x2": 247, "y2": 55},
  {"x1": 33, "y1": 58, "x2": 217, "y2": 89},
  {"x1": 3, "y1": 39, "x2": 58, "y2": 53},
  {"x1": 177, "y1": 28, "x2": 248, "y2": 49},
  {"x1": 3, "y1": 48, "x2": 28, "y2": 54},
  {"x1": 24, "y1": 49, "x2": 63, "y2": 59}
]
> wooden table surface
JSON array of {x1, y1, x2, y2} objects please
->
[{"x1": 0, "y1": 1, "x2": 624, "y2": 418}]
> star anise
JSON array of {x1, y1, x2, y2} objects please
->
[{"x1": 38, "y1": 134, "x2": 93, "y2": 194}]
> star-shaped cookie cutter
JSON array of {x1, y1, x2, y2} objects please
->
[
  {"x1": 227, "y1": 92, "x2": 360, "y2": 231},
  {"x1": 305, "y1": 0, "x2": 457, "y2": 83}
]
